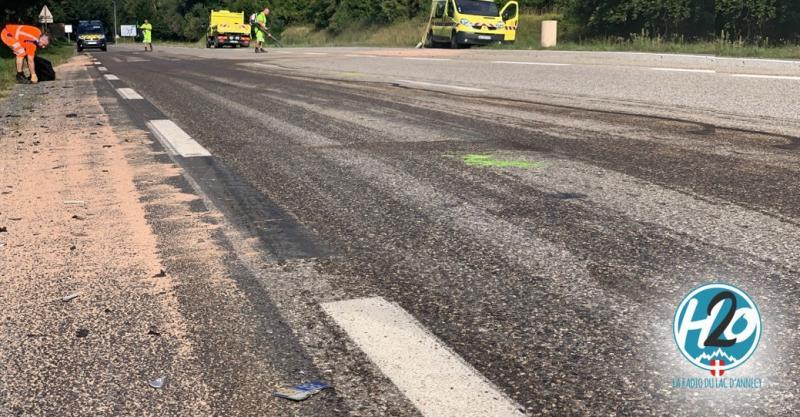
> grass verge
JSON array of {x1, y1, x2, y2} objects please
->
[
  {"x1": 281, "y1": 17, "x2": 427, "y2": 47},
  {"x1": 0, "y1": 40, "x2": 75, "y2": 95}
]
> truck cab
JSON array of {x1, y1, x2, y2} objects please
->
[
  {"x1": 425, "y1": 0, "x2": 519, "y2": 48},
  {"x1": 77, "y1": 20, "x2": 107, "y2": 52}
]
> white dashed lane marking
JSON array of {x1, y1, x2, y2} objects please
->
[
  {"x1": 731, "y1": 74, "x2": 800, "y2": 81},
  {"x1": 98, "y1": 66, "x2": 107, "y2": 71},
  {"x1": 146, "y1": 120, "x2": 211, "y2": 158},
  {"x1": 116, "y1": 88, "x2": 143, "y2": 100},
  {"x1": 103, "y1": 74, "x2": 120, "y2": 80},
  {"x1": 492, "y1": 61, "x2": 570, "y2": 66},
  {"x1": 650, "y1": 67, "x2": 716, "y2": 73},
  {"x1": 322, "y1": 297, "x2": 526, "y2": 417},
  {"x1": 396, "y1": 79, "x2": 486, "y2": 92}
]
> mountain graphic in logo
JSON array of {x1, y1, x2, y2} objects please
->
[{"x1": 694, "y1": 348, "x2": 739, "y2": 365}]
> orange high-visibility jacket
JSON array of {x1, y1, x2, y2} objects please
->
[{"x1": 1, "y1": 24, "x2": 42, "y2": 57}]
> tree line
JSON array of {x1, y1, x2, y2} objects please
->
[{"x1": 2, "y1": 0, "x2": 799, "y2": 43}]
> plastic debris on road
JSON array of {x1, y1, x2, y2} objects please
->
[
  {"x1": 272, "y1": 380, "x2": 331, "y2": 401},
  {"x1": 148, "y1": 377, "x2": 166, "y2": 389},
  {"x1": 62, "y1": 292, "x2": 80, "y2": 302}
]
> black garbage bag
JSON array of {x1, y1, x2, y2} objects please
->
[{"x1": 34, "y1": 56, "x2": 56, "y2": 81}]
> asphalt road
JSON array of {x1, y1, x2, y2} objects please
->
[{"x1": 88, "y1": 45, "x2": 800, "y2": 416}]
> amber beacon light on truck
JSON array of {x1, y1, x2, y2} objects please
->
[{"x1": 424, "y1": 0, "x2": 519, "y2": 48}]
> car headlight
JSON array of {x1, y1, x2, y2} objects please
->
[
  {"x1": 460, "y1": 19, "x2": 471, "y2": 26},
  {"x1": 496, "y1": 22, "x2": 505, "y2": 29}
]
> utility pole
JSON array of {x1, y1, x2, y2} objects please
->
[{"x1": 113, "y1": 0, "x2": 118, "y2": 41}]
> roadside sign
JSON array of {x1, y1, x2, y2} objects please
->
[
  {"x1": 38, "y1": 5, "x2": 53, "y2": 24},
  {"x1": 121, "y1": 25, "x2": 137, "y2": 37},
  {"x1": 64, "y1": 24, "x2": 72, "y2": 34}
]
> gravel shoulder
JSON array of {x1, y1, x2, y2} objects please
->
[{"x1": 0, "y1": 56, "x2": 212, "y2": 415}]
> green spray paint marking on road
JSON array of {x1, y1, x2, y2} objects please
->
[{"x1": 461, "y1": 154, "x2": 544, "y2": 169}]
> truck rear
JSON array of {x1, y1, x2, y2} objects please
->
[{"x1": 206, "y1": 10, "x2": 251, "y2": 48}]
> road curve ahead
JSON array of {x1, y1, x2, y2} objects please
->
[{"x1": 88, "y1": 45, "x2": 800, "y2": 416}]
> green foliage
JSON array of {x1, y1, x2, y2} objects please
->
[{"x1": 558, "y1": 0, "x2": 800, "y2": 42}]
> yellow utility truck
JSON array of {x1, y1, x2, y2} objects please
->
[
  {"x1": 206, "y1": 10, "x2": 251, "y2": 48},
  {"x1": 424, "y1": 0, "x2": 519, "y2": 48}
]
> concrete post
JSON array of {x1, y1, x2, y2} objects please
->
[{"x1": 541, "y1": 20, "x2": 558, "y2": 48}]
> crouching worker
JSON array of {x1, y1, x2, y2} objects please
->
[{"x1": 1, "y1": 24, "x2": 49, "y2": 84}]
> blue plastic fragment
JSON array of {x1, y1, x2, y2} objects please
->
[{"x1": 272, "y1": 380, "x2": 331, "y2": 401}]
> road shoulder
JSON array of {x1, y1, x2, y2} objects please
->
[{"x1": 0, "y1": 54, "x2": 344, "y2": 415}]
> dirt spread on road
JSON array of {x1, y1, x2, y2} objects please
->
[{"x1": 0, "y1": 55, "x2": 213, "y2": 415}]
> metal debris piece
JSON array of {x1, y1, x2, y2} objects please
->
[
  {"x1": 62, "y1": 292, "x2": 80, "y2": 302},
  {"x1": 0, "y1": 226, "x2": 6, "y2": 233},
  {"x1": 148, "y1": 377, "x2": 166, "y2": 389},
  {"x1": 75, "y1": 328, "x2": 89, "y2": 338},
  {"x1": 66, "y1": 113, "x2": 77, "y2": 118},
  {"x1": 272, "y1": 380, "x2": 331, "y2": 401},
  {"x1": 72, "y1": 215, "x2": 85, "y2": 220}
]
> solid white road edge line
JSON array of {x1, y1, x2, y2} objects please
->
[
  {"x1": 492, "y1": 61, "x2": 570, "y2": 66},
  {"x1": 396, "y1": 79, "x2": 486, "y2": 92},
  {"x1": 731, "y1": 74, "x2": 800, "y2": 81},
  {"x1": 403, "y1": 57, "x2": 452, "y2": 61},
  {"x1": 146, "y1": 120, "x2": 211, "y2": 158},
  {"x1": 116, "y1": 88, "x2": 144, "y2": 100},
  {"x1": 103, "y1": 74, "x2": 120, "y2": 80},
  {"x1": 649, "y1": 67, "x2": 716, "y2": 73},
  {"x1": 321, "y1": 297, "x2": 526, "y2": 417}
]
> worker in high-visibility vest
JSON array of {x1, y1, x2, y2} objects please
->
[
  {"x1": 254, "y1": 7, "x2": 270, "y2": 53},
  {"x1": 1, "y1": 24, "x2": 49, "y2": 84},
  {"x1": 140, "y1": 19, "x2": 153, "y2": 52}
]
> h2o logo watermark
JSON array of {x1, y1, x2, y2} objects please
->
[{"x1": 673, "y1": 283, "x2": 761, "y2": 375}]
